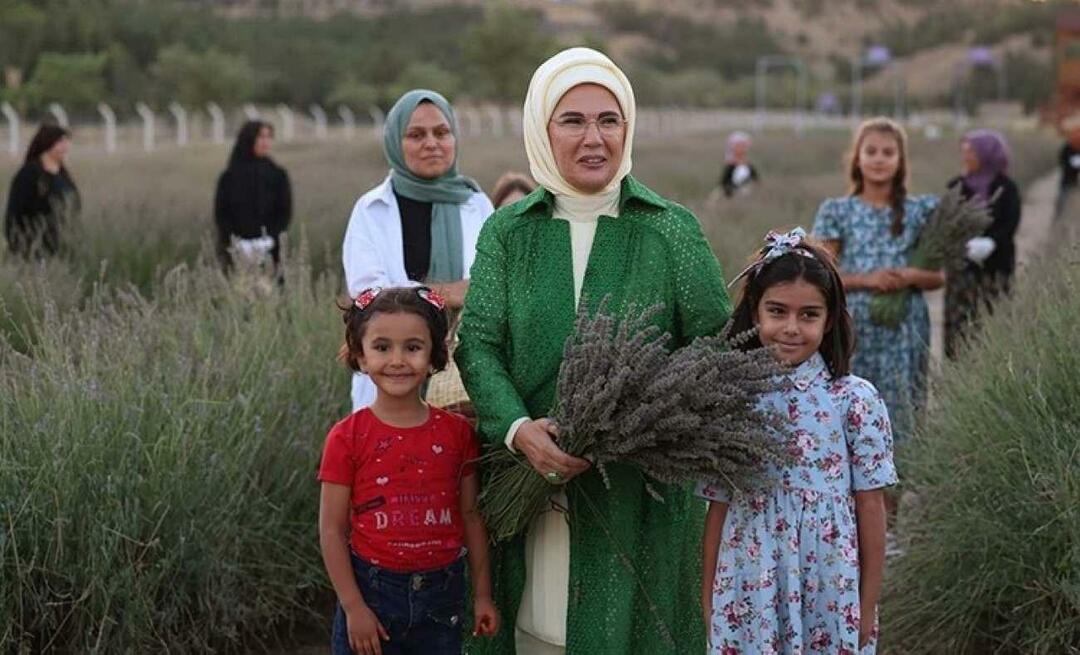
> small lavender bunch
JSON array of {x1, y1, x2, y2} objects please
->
[
  {"x1": 479, "y1": 298, "x2": 788, "y2": 542},
  {"x1": 869, "y1": 185, "x2": 993, "y2": 328}
]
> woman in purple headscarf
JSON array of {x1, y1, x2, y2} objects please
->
[{"x1": 944, "y1": 129, "x2": 1022, "y2": 359}]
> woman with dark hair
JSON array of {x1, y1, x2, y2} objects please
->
[
  {"x1": 214, "y1": 120, "x2": 292, "y2": 272},
  {"x1": 489, "y1": 172, "x2": 536, "y2": 209},
  {"x1": 944, "y1": 129, "x2": 1021, "y2": 359},
  {"x1": 4, "y1": 124, "x2": 80, "y2": 258}
]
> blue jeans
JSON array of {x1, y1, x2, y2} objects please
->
[{"x1": 331, "y1": 552, "x2": 465, "y2": 655}]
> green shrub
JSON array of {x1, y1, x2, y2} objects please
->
[
  {"x1": 882, "y1": 241, "x2": 1080, "y2": 652},
  {"x1": 0, "y1": 254, "x2": 349, "y2": 652}
]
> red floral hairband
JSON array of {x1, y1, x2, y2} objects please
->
[{"x1": 353, "y1": 286, "x2": 446, "y2": 311}]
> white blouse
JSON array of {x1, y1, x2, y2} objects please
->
[{"x1": 342, "y1": 173, "x2": 494, "y2": 410}]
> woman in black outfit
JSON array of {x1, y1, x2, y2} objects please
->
[
  {"x1": 5, "y1": 124, "x2": 80, "y2": 259},
  {"x1": 214, "y1": 120, "x2": 292, "y2": 273},
  {"x1": 944, "y1": 129, "x2": 1022, "y2": 359}
]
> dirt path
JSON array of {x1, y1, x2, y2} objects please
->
[{"x1": 926, "y1": 170, "x2": 1060, "y2": 365}]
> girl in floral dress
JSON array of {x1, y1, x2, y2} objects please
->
[
  {"x1": 811, "y1": 117, "x2": 943, "y2": 443},
  {"x1": 700, "y1": 229, "x2": 895, "y2": 654}
]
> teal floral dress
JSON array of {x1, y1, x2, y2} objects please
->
[
  {"x1": 811, "y1": 194, "x2": 939, "y2": 442},
  {"x1": 698, "y1": 353, "x2": 897, "y2": 654}
]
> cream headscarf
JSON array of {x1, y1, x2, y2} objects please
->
[{"x1": 523, "y1": 47, "x2": 635, "y2": 202}]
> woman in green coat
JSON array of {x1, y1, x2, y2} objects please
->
[{"x1": 456, "y1": 47, "x2": 731, "y2": 655}]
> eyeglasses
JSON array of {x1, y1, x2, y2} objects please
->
[{"x1": 549, "y1": 115, "x2": 626, "y2": 136}]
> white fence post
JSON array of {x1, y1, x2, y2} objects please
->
[
  {"x1": 485, "y1": 105, "x2": 504, "y2": 138},
  {"x1": 309, "y1": 104, "x2": 327, "y2": 140},
  {"x1": 47, "y1": 102, "x2": 69, "y2": 128},
  {"x1": 276, "y1": 104, "x2": 295, "y2": 142},
  {"x1": 2, "y1": 101, "x2": 20, "y2": 157},
  {"x1": 206, "y1": 103, "x2": 225, "y2": 144},
  {"x1": 97, "y1": 102, "x2": 117, "y2": 153},
  {"x1": 368, "y1": 105, "x2": 385, "y2": 137},
  {"x1": 242, "y1": 103, "x2": 260, "y2": 121},
  {"x1": 338, "y1": 105, "x2": 355, "y2": 140},
  {"x1": 507, "y1": 107, "x2": 522, "y2": 136},
  {"x1": 168, "y1": 101, "x2": 188, "y2": 146},
  {"x1": 135, "y1": 102, "x2": 155, "y2": 152}
]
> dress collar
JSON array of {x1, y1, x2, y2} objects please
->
[{"x1": 786, "y1": 352, "x2": 827, "y2": 391}]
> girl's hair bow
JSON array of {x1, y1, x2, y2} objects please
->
[{"x1": 727, "y1": 227, "x2": 815, "y2": 289}]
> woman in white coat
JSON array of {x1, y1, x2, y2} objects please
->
[{"x1": 342, "y1": 89, "x2": 494, "y2": 410}]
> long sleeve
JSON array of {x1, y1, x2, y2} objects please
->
[
  {"x1": 669, "y1": 208, "x2": 732, "y2": 344},
  {"x1": 985, "y1": 177, "x2": 1020, "y2": 248},
  {"x1": 5, "y1": 167, "x2": 38, "y2": 255},
  {"x1": 214, "y1": 170, "x2": 232, "y2": 244},
  {"x1": 455, "y1": 217, "x2": 531, "y2": 446},
  {"x1": 342, "y1": 199, "x2": 401, "y2": 296},
  {"x1": 275, "y1": 168, "x2": 292, "y2": 235}
]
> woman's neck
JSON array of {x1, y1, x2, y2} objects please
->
[
  {"x1": 39, "y1": 155, "x2": 61, "y2": 174},
  {"x1": 859, "y1": 181, "x2": 892, "y2": 207},
  {"x1": 369, "y1": 394, "x2": 430, "y2": 428}
]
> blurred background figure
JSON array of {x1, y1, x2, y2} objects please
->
[
  {"x1": 1057, "y1": 113, "x2": 1080, "y2": 219},
  {"x1": 4, "y1": 124, "x2": 80, "y2": 259},
  {"x1": 490, "y1": 171, "x2": 536, "y2": 208},
  {"x1": 214, "y1": 120, "x2": 292, "y2": 276},
  {"x1": 945, "y1": 129, "x2": 1021, "y2": 359},
  {"x1": 719, "y1": 130, "x2": 759, "y2": 198}
]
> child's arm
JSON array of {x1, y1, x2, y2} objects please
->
[
  {"x1": 855, "y1": 489, "x2": 887, "y2": 648},
  {"x1": 701, "y1": 500, "x2": 728, "y2": 628},
  {"x1": 319, "y1": 482, "x2": 389, "y2": 654},
  {"x1": 897, "y1": 267, "x2": 946, "y2": 291},
  {"x1": 459, "y1": 472, "x2": 499, "y2": 637}
]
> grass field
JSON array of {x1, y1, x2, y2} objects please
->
[{"x1": 0, "y1": 124, "x2": 1062, "y2": 652}]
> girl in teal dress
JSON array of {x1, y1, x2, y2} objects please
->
[{"x1": 811, "y1": 118, "x2": 944, "y2": 443}]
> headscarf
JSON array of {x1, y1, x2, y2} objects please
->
[
  {"x1": 523, "y1": 47, "x2": 635, "y2": 201},
  {"x1": 725, "y1": 131, "x2": 752, "y2": 164},
  {"x1": 384, "y1": 89, "x2": 479, "y2": 282},
  {"x1": 962, "y1": 129, "x2": 1009, "y2": 202}
]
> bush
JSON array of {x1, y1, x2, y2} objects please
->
[
  {"x1": 882, "y1": 239, "x2": 1080, "y2": 652},
  {"x1": 0, "y1": 254, "x2": 349, "y2": 652}
]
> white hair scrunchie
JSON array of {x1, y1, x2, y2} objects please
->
[{"x1": 522, "y1": 47, "x2": 636, "y2": 198}]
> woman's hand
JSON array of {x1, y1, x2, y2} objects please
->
[
  {"x1": 345, "y1": 603, "x2": 389, "y2": 655},
  {"x1": 427, "y1": 280, "x2": 469, "y2": 308},
  {"x1": 859, "y1": 600, "x2": 877, "y2": 648},
  {"x1": 862, "y1": 269, "x2": 907, "y2": 293},
  {"x1": 512, "y1": 418, "x2": 590, "y2": 483},
  {"x1": 472, "y1": 595, "x2": 500, "y2": 637}
]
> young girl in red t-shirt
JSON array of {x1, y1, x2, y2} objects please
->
[{"x1": 319, "y1": 286, "x2": 499, "y2": 655}]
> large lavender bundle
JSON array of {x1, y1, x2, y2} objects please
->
[
  {"x1": 869, "y1": 185, "x2": 993, "y2": 328},
  {"x1": 479, "y1": 299, "x2": 788, "y2": 543}
]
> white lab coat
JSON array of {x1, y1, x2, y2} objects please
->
[{"x1": 341, "y1": 173, "x2": 494, "y2": 410}]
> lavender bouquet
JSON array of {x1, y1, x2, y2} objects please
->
[
  {"x1": 479, "y1": 298, "x2": 788, "y2": 543},
  {"x1": 869, "y1": 185, "x2": 993, "y2": 328}
]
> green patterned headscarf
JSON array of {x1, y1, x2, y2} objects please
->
[{"x1": 384, "y1": 89, "x2": 479, "y2": 282}]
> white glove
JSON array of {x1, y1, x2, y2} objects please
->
[{"x1": 965, "y1": 236, "x2": 996, "y2": 264}]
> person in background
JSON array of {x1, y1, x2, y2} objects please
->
[
  {"x1": 811, "y1": 117, "x2": 943, "y2": 446},
  {"x1": 342, "y1": 89, "x2": 494, "y2": 412},
  {"x1": 944, "y1": 129, "x2": 1021, "y2": 359},
  {"x1": 214, "y1": 120, "x2": 292, "y2": 274},
  {"x1": 1056, "y1": 113, "x2": 1080, "y2": 219},
  {"x1": 490, "y1": 172, "x2": 536, "y2": 209},
  {"x1": 5, "y1": 124, "x2": 80, "y2": 259},
  {"x1": 719, "y1": 131, "x2": 759, "y2": 198}
]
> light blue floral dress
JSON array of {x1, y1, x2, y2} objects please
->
[
  {"x1": 811, "y1": 194, "x2": 938, "y2": 442},
  {"x1": 698, "y1": 353, "x2": 897, "y2": 655}
]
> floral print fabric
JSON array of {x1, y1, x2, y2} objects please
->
[{"x1": 698, "y1": 354, "x2": 897, "y2": 654}]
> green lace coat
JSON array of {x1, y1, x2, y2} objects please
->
[{"x1": 456, "y1": 176, "x2": 731, "y2": 654}]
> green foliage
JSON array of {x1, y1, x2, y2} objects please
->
[
  {"x1": 385, "y1": 62, "x2": 461, "y2": 107},
  {"x1": 461, "y1": 5, "x2": 558, "y2": 104},
  {"x1": 21, "y1": 52, "x2": 108, "y2": 113},
  {"x1": 0, "y1": 256, "x2": 347, "y2": 652},
  {"x1": 328, "y1": 76, "x2": 380, "y2": 112},
  {"x1": 882, "y1": 238, "x2": 1080, "y2": 653},
  {"x1": 0, "y1": 1, "x2": 47, "y2": 73},
  {"x1": 151, "y1": 44, "x2": 254, "y2": 106}
]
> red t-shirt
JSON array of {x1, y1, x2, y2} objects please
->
[{"x1": 317, "y1": 406, "x2": 479, "y2": 572}]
